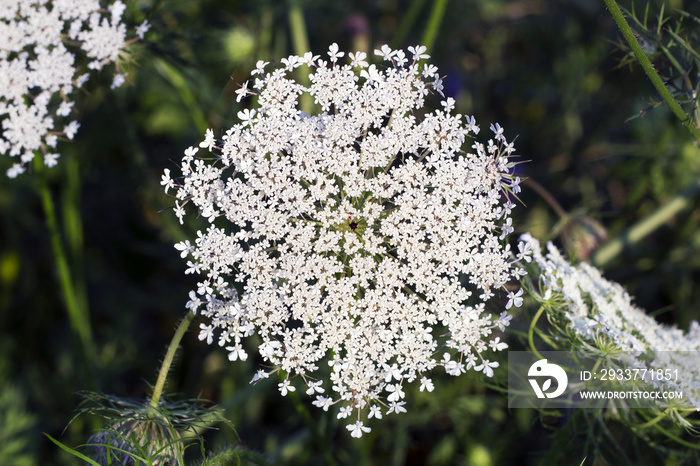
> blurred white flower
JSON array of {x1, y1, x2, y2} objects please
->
[
  {"x1": 1, "y1": 1, "x2": 142, "y2": 177},
  {"x1": 521, "y1": 233, "x2": 700, "y2": 410}
]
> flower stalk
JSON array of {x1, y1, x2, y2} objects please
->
[
  {"x1": 149, "y1": 311, "x2": 196, "y2": 409},
  {"x1": 592, "y1": 177, "x2": 700, "y2": 267},
  {"x1": 35, "y1": 155, "x2": 94, "y2": 358}
]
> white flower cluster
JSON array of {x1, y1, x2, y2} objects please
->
[
  {"x1": 1, "y1": 0, "x2": 149, "y2": 178},
  {"x1": 165, "y1": 44, "x2": 524, "y2": 436},
  {"x1": 521, "y1": 234, "x2": 700, "y2": 410}
]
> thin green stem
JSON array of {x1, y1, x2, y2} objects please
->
[
  {"x1": 287, "y1": 0, "x2": 314, "y2": 114},
  {"x1": 603, "y1": 0, "x2": 700, "y2": 141},
  {"x1": 638, "y1": 411, "x2": 700, "y2": 449},
  {"x1": 391, "y1": 0, "x2": 428, "y2": 49},
  {"x1": 528, "y1": 306, "x2": 546, "y2": 360},
  {"x1": 149, "y1": 311, "x2": 196, "y2": 409},
  {"x1": 635, "y1": 411, "x2": 666, "y2": 429},
  {"x1": 62, "y1": 154, "x2": 89, "y2": 325},
  {"x1": 154, "y1": 58, "x2": 208, "y2": 135},
  {"x1": 34, "y1": 155, "x2": 94, "y2": 357},
  {"x1": 523, "y1": 178, "x2": 567, "y2": 218},
  {"x1": 421, "y1": 0, "x2": 449, "y2": 55},
  {"x1": 592, "y1": 177, "x2": 700, "y2": 267}
]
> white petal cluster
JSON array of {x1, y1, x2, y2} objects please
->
[
  {"x1": 1, "y1": 0, "x2": 147, "y2": 178},
  {"x1": 521, "y1": 234, "x2": 700, "y2": 410},
  {"x1": 168, "y1": 44, "x2": 523, "y2": 435}
]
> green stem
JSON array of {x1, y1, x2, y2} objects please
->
[
  {"x1": 523, "y1": 178, "x2": 567, "y2": 218},
  {"x1": 62, "y1": 154, "x2": 89, "y2": 324},
  {"x1": 149, "y1": 311, "x2": 196, "y2": 409},
  {"x1": 528, "y1": 306, "x2": 546, "y2": 360},
  {"x1": 592, "y1": 177, "x2": 700, "y2": 267},
  {"x1": 34, "y1": 156, "x2": 94, "y2": 357},
  {"x1": 635, "y1": 411, "x2": 665, "y2": 429},
  {"x1": 287, "y1": 0, "x2": 314, "y2": 114},
  {"x1": 391, "y1": 0, "x2": 428, "y2": 49},
  {"x1": 638, "y1": 410, "x2": 700, "y2": 449},
  {"x1": 421, "y1": 0, "x2": 449, "y2": 54},
  {"x1": 153, "y1": 58, "x2": 208, "y2": 135},
  {"x1": 603, "y1": 0, "x2": 700, "y2": 141}
]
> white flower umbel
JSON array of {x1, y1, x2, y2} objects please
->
[
  {"x1": 521, "y1": 234, "x2": 700, "y2": 410},
  {"x1": 1, "y1": 0, "x2": 148, "y2": 177},
  {"x1": 168, "y1": 44, "x2": 523, "y2": 435}
]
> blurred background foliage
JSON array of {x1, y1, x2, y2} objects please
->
[{"x1": 1, "y1": 0, "x2": 700, "y2": 464}]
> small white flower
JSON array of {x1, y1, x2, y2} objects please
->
[
  {"x1": 161, "y1": 168, "x2": 175, "y2": 193},
  {"x1": 252, "y1": 60, "x2": 269, "y2": 75},
  {"x1": 408, "y1": 45, "x2": 430, "y2": 61},
  {"x1": 312, "y1": 395, "x2": 333, "y2": 411},
  {"x1": 387, "y1": 401, "x2": 407, "y2": 414},
  {"x1": 327, "y1": 43, "x2": 344, "y2": 63},
  {"x1": 368, "y1": 405, "x2": 383, "y2": 419},
  {"x1": 185, "y1": 290, "x2": 202, "y2": 313},
  {"x1": 475, "y1": 360, "x2": 499, "y2": 377},
  {"x1": 237, "y1": 109, "x2": 256, "y2": 126},
  {"x1": 111, "y1": 73, "x2": 127, "y2": 89},
  {"x1": 419, "y1": 377, "x2": 434, "y2": 392},
  {"x1": 136, "y1": 20, "x2": 151, "y2": 40},
  {"x1": 386, "y1": 383, "x2": 405, "y2": 402},
  {"x1": 235, "y1": 81, "x2": 249, "y2": 103},
  {"x1": 56, "y1": 101, "x2": 74, "y2": 117},
  {"x1": 227, "y1": 345, "x2": 248, "y2": 361},
  {"x1": 278, "y1": 379, "x2": 295, "y2": 396},
  {"x1": 44, "y1": 153, "x2": 60, "y2": 167},
  {"x1": 250, "y1": 370, "x2": 269, "y2": 383},
  {"x1": 506, "y1": 289, "x2": 524, "y2": 309},
  {"x1": 64, "y1": 121, "x2": 80, "y2": 140},
  {"x1": 198, "y1": 323, "x2": 214, "y2": 344},
  {"x1": 305, "y1": 380, "x2": 325, "y2": 395},
  {"x1": 347, "y1": 421, "x2": 371, "y2": 438},
  {"x1": 383, "y1": 364, "x2": 402, "y2": 382},
  {"x1": 500, "y1": 217, "x2": 514, "y2": 240},
  {"x1": 337, "y1": 406, "x2": 352, "y2": 419},
  {"x1": 6, "y1": 163, "x2": 24, "y2": 178},
  {"x1": 300, "y1": 51, "x2": 320, "y2": 66},
  {"x1": 433, "y1": 77, "x2": 444, "y2": 97},
  {"x1": 489, "y1": 337, "x2": 508, "y2": 352},
  {"x1": 348, "y1": 51, "x2": 368, "y2": 68},
  {"x1": 495, "y1": 311, "x2": 512, "y2": 332},
  {"x1": 199, "y1": 129, "x2": 216, "y2": 149},
  {"x1": 441, "y1": 97, "x2": 455, "y2": 112},
  {"x1": 374, "y1": 44, "x2": 395, "y2": 60},
  {"x1": 422, "y1": 63, "x2": 439, "y2": 78}
]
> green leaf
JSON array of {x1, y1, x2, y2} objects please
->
[{"x1": 43, "y1": 433, "x2": 102, "y2": 466}]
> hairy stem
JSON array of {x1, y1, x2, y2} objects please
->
[
  {"x1": 603, "y1": 0, "x2": 700, "y2": 141},
  {"x1": 149, "y1": 311, "x2": 196, "y2": 409}
]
